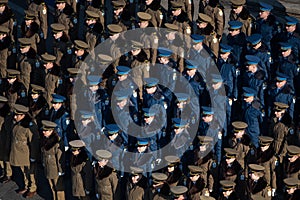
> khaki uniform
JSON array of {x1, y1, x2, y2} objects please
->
[
  {"x1": 202, "y1": 2, "x2": 224, "y2": 38},
  {"x1": 86, "y1": 5, "x2": 105, "y2": 31},
  {"x1": 0, "y1": 26, "x2": 11, "y2": 78},
  {"x1": 28, "y1": 1, "x2": 48, "y2": 39},
  {"x1": 52, "y1": 33, "x2": 72, "y2": 68},
  {"x1": 229, "y1": 8, "x2": 253, "y2": 36},
  {"x1": 228, "y1": 134, "x2": 251, "y2": 169},
  {"x1": 18, "y1": 48, "x2": 36, "y2": 91},
  {"x1": 143, "y1": 6, "x2": 163, "y2": 28},
  {"x1": 44, "y1": 65, "x2": 60, "y2": 106},
  {"x1": 55, "y1": 3, "x2": 75, "y2": 37}
]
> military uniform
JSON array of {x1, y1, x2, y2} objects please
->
[
  {"x1": 94, "y1": 150, "x2": 120, "y2": 200},
  {"x1": 229, "y1": 0, "x2": 253, "y2": 36},
  {"x1": 69, "y1": 140, "x2": 93, "y2": 199},
  {"x1": 162, "y1": 155, "x2": 183, "y2": 186},
  {"x1": 111, "y1": 0, "x2": 129, "y2": 31},
  {"x1": 10, "y1": 105, "x2": 39, "y2": 197},
  {"x1": 126, "y1": 166, "x2": 148, "y2": 200},
  {"x1": 218, "y1": 180, "x2": 240, "y2": 200},
  {"x1": 40, "y1": 120, "x2": 65, "y2": 200},
  {"x1": 147, "y1": 172, "x2": 170, "y2": 199},
  {"x1": 140, "y1": 0, "x2": 163, "y2": 27},
  {"x1": 283, "y1": 177, "x2": 300, "y2": 200},
  {"x1": 170, "y1": 185, "x2": 188, "y2": 200},
  {"x1": 186, "y1": 165, "x2": 206, "y2": 199},
  {"x1": 283, "y1": 145, "x2": 300, "y2": 179},
  {"x1": 195, "y1": 13, "x2": 219, "y2": 57},
  {"x1": 0, "y1": 26, "x2": 11, "y2": 78},
  {"x1": 85, "y1": 10, "x2": 102, "y2": 56},
  {"x1": 0, "y1": 0, "x2": 16, "y2": 43},
  {"x1": 21, "y1": 10, "x2": 40, "y2": 53}
]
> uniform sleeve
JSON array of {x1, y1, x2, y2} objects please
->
[{"x1": 29, "y1": 123, "x2": 40, "y2": 160}]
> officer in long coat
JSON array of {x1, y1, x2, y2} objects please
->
[
  {"x1": 147, "y1": 172, "x2": 170, "y2": 199},
  {"x1": 162, "y1": 155, "x2": 183, "y2": 187},
  {"x1": 69, "y1": 140, "x2": 93, "y2": 199},
  {"x1": 186, "y1": 165, "x2": 206, "y2": 199},
  {"x1": 21, "y1": 10, "x2": 40, "y2": 53},
  {"x1": 111, "y1": 0, "x2": 130, "y2": 31},
  {"x1": 40, "y1": 120, "x2": 65, "y2": 200},
  {"x1": 94, "y1": 149, "x2": 120, "y2": 200},
  {"x1": 140, "y1": 0, "x2": 163, "y2": 28},
  {"x1": 10, "y1": 104, "x2": 39, "y2": 197},
  {"x1": 218, "y1": 180, "x2": 240, "y2": 200},
  {"x1": 85, "y1": 10, "x2": 102, "y2": 56},
  {"x1": 0, "y1": 96, "x2": 12, "y2": 183},
  {"x1": 283, "y1": 177, "x2": 300, "y2": 200},
  {"x1": 0, "y1": 25, "x2": 11, "y2": 78},
  {"x1": 283, "y1": 145, "x2": 300, "y2": 179}
]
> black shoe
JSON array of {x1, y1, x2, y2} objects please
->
[{"x1": 0, "y1": 176, "x2": 11, "y2": 183}]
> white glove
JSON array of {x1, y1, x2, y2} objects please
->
[
  {"x1": 58, "y1": 172, "x2": 64, "y2": 176},
  {"x1": 96, "y1": 194, "x2": 99, "y2": 199},
  {"x1": 65, "y1": 146, "x2": 69, "y2": 151},
  {"x1": 85, "y1": 190, "x2": 90, "y2": 195},
  {"x1": 272, "y1": 188, "x2": 276, "y2": 196},
  {"x1": 30, "y1": 158, "x2": 36, "y2": 162}
]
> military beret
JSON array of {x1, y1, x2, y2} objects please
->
[
  {"x1": 248, "y1": 164, "x2": 265, "y2": 174},
  {"x1": 283, "y1": 177, "x2": 299, "y2": 188},
  {"x1": 144, "y1": 77, "x2": 159, "y2": 88},
  {"x1": 259, "y1": 136, "x2": 273, "y2": 146},
  {"x1": 18, "y1": 38, "x2": 32, "y2": 47},
  {"x1": 56, "y1": 0, "x2": 67, "y2": 3},
  {"x1": 131, "y1": 40, "x2": 143, "y2": 50},
  {"x1": 152, "y1": 173, "x2": 168, "y2": 184},
  {"x1": 191, "y1": 34, "x2": 204, "y2": 43},
  {"x1": 114, "y1": 89, "x2": 130, "y2": 101},
  {"x1": 170, "y1": 186, "x2": 188, "y2": 197},
  {"x1": 224, "y1": 148, "x2": 238, "y2": 158},
  {"x1": 175, "y1": 93, "x2": 189, "y2": 102},
  {"x1": 74, "y1": 40, "x2": 89, "y2": 50},
  {"x1": 112, "y1": 0, "x2": 126, "y2": 8},
  {"x1": 228, "y1": 21, "x2": 243, "y2": 30},
  {"x1": 211, "y1": 74, "x2": 223, "y2": 83},
  {"x1": 41, "y1": 53, "x2": 56, "y2": 63},
  {"x1": 105, "y1": 124, "x2": 120, "y2": 135},
  {"x1": 41, "y1": 120, "x2": 57, "y2": 130},
  {"x1": 143, "y1": 108, "x2": 157, "y2": 117},
  {"x1": 198, "y1": 136, "x2": 213, "y2": 145},
  {"x1": 219, "y1": 43, "x2": 233, "y2": 53},
  {"x1": 98, "y1": 54, "x2": 113, "y2": 63},
  {"x1": 287, "y1": 145, "x2": 300, "y2": 156},
  {"x1": 69, "y1": 140, "x2": 85, "y2": 148},
  {"x1": 130, "y1": 166, "x2": 143, "y2": 175},
  {"x1": 116, "y1": 66, "x2": 131, "y2": 75},
  {"x1": 172, "y1": 118, "x2": 188, "y2": 128},
  {"x1": 220, "y1": 180, "x2": 236, "y2": 191},
  {"x1": 245, "y1": 55, "x2": 260, "y2": 65},
  {"x1": 188, "y1": 165, "x2": 202, "y2": 176},
  {"x1": 157, "y1": 47, "x2": 173, "y2": 57},
  {"x1": 197, "y1": 13, "x2": 212, "y2": 23},
  {"x1": 79, "y1": 110, "x2": 93, "y2": 119},
  {"x1": 273, "y1": 102, "x2": 289, "y2": 111},
  {"x1": 67, "y1": 68, "x2": 81, "y2": 76},
  {"x1": 242, "y1": 87, "x2": 257, "y2": 97},
  {"x1": 165, "y1": 155, "x2": 180, "y2": 167},
  {"x1": 202, "y1": 106, "x2": 214, "y2": 115},
  {"x1": 87, "y1": 75, "x2": 101, "y2": 85},
  {"x1": 24, "y1": 10, "x2": 36, "y2": 20},
  {"x1": 96, "y1": 150, "x2": 112, "y2": 160},
  {"x1": 31, "y1": 84, "x2": 45, "y2": 94},
  {"x1": 276, "y1": 71, "x2": 289, "y2": 82},
  {"x1": 6, "y1": 69, "x2": 20, "y2": 78},
  {"x1": 247, "y1": 34, "x2": 262, "y2": 46},
  {"x1": 164, "y1": 23, "x2": 179, "y2": 32},
  {"x1": 0, "y1": 96, "x2": 8, "y2": 102},
  {"x1": 85, "y1": 10, "x2": 99, "y2": 19},
  {"x1": 51, "y1": 94, "x2": 66, "y2": 103},
  {"x1": 137, "y1": 12, "x2": 152, "y2": 21},
  {"x1": 171, "y1": 1, "x2": 184, "y2": 10},
  {"x1": 0, "y1": 25, "x2": 9, "y2": 34},
  {"x1": 259, "y1": 2, "x2": 273, "y2": 12},
  {"x1": 231, "y1": 0, "x2": 246, "y2": 6},
  {"x1": 14, "y1": 104, "x2": 29, "y2": 114},
  {"x1": 51, "y1": 23, "x2": 65, "y2": 33},
  {"x1": 280, "y1": 42, "x2": 292, "y2": 51},
  {"x1": 285, "y1": 16, "x2": 298, "y2": 26},
  {"x1": 107, "y1": 24, "x2": 122, "y2": 35},
  {"x1": 232, "y1": 121, "x2": 248, "y2": 132},
  {"x1": 137, "y1": 139, "x2": 149, "y2": 147}
]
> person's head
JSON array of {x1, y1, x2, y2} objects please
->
[
  {"x1": 116, "y1": 66, "x2": 131, "y2": 81},
  {"x1": 175, "y1": 93, "x2": 188, "y2": 109},
  {"x1": 287, "y1": 145, "x2": 300, "y2": 163},
  {"x1": 191, "y1": 34, "x2": 204, "y2": 51},
  {"x1": 172, "y1": 118, "x2": 187, "y2": 134},
  {"x1": 152, "y1": 173, "x2": 167, "y2": 188},
  {"x1": 165, "y1": 155, "x2": 180, "y2": 173},
  {"x1": 13, "y1": 104, "x2": 28, "y2": 122},
  {"x1": 18, "y1": 38, "x2": 32, "y2": 54},
  {"x1": 285, "y1": 16, "x2": 298, "y2": 33},
  {"x1": 202, "y1": 106, "x2": 214, "y2": 123},
  {"x1": 137, "y1": 140, "x2": 148, "y2": 153},
  {"x1": 273, "y1": 102, "x2": 288, "y2": 119},
  {"x1": 247, "y1": 34, "x2": 262, "y2": 50},
  {"x1": 145, "y1": 0, "x2": 153, "y2": 6},
  {"x1": 85, "y1": 10, "x2": 98, "y2": 26},
  {"x1": 107, "y1": 24, "x2": 122, "y2": 41},
  {"x1": 30, "y1": 84, "x2": 44, "y2": 100},
  {"x1": 248, "y1": 164, "x2": 265, "y2": 181},
  {"x1": 198, "y1": 136, "x2": 213, "y2": 152},
  {"x1": 197, "y1": 13, "x2": 212, "y2": 29},
  {"x1": 188, "y1": 165, "x2": 202, "y2": 182},
  {"x1": 51, "y1": 94, "x2": 65, "y2": 110},
  {"x1": 258, "y1": 2, "x2": 273, "y2": 20},
  {"x1": 211, "y1": 74, "x2": 223, "y2": 90},
  {"x1": 231, "y1": 0, "x2": 245, "y2": 14},
  {"x1": 87, "y1": 75, "x2": 101, "y2": 92},
  {"x1": 245, "y1": 55, "x2": 260, "y2": 73},
  {"x1": 74, "y1": 40, "x2": 88, "y2": 57},
  {"x1": 69, "y1": 140, "x2": 85, "y2": 156},
  {"x1": 56, "y1": 0, "x2": 66, "y2": 10},
  {"x1": 42, "y1": 53, "x2": 56, "y2": 70},
  {"x1": 24, "y1": 10, "x2": 36, "y2": 26},
  {"x1": 259, "y1": 136, "x2": 273, "y2": 152},
  {"x1": 6, "y1": 69, "x2": 20, "y2": 84},
  {"x1": 157, "y1": 47, "x2": 172, "y2": 64},
  {"x1": 137, "y1": 12, "x2": 151, "y2": 28},
  {"x1": 0, "y1": 26, "x2": 8, "y2": 40},
  {"x1": 284, "y1": 178, "x2": 299, "y2": 195},
  {"x1": 232, "y1": 121, "x2": 247, "y2": 139},
  {"x1": 144, "y1": 78, "x2": 158, "y2": 94},
  {"x1": 0, "y1": 1, "x2": 7, "y2": 13},
  {"x1": 219, "y1": 43, "x2": 232, "y2": 60},
  {"x1": 41, "y1": 120, "x2": 57, "y2": 138},
  {"x1": 280, "y1": 43, "x2": 292, "y2": 58},
  {"x1": 220, "y1": 180, "x2": 235, "y2": 197},
  {"x1": 112, "y1": 0, "x2": 125, "y2": 16},
  {"x1": 171, "y1": 1, "x2": 183, "y2": 17},
  {"x1": 242, "y1": 87, "x2": 256, "y2": 103},
  {"x1": 96, "y1": 150, "x2": 112, "y2": 167},
  {"x1": 143, "y1": 108, "x2": 156, "y2": 124},
  {"x1": 170, "y1": 186, "x2": 188, "y2": 200},
  {"x1": 228, "y1": 21, "x2": 242, "y2": 36},
  {"x1": 224, "y1": 148, "x2": 238, "y2": 164}
]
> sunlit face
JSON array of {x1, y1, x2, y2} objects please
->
[
  {"x1": 109, "y1": 33, "x2": 120, "y2": 41},
  {"x1": 232, "y1": 5, "x2": 243, "y2": 14},
  {"x1": 139, "y1": 21, "x2": 149, "y2": 28},
  {"x1": 226, "y1": 157, "x2": 235, "y2": 164},
  {"x1": 81, "y1": 118, "x2": 91, "y2": 126},
  {"x1": 243, "y1": 96, "x2": 254, "y2": 103},
  {"x1": 222, "y1": 190, "x2": 233, "y2": 197},
  {"x1": 186, "y1": 68, "x2": 196, "y2": 77},
  {"x1": 158, "y1": 56, "x2": 169, "y2": 65},
  {"x1": 220, "y1": 52, "x2": 230, "y2": 60},
  {"x1": 145, "y1": 0, "x2": 153, "y2": 6},
  {"x1": 286, "y1": 24, "x2": 296, "y2": 33},
  {"x1": 0, "y1": 5, "x2": 5, "y2": 13},
  {"x1": 174, "y1": 127, "x2": 184, "y2": 134},
  {"x1": 137, "y1": 145, "x2": 147, "y2": 153},
  {"x1": 167, "y1": 165, "x2": 174, "y2": 173},
  {"x1": 166, "y1": 32, "x2": 176, "y2": 40},
  {"x1": 108, "y1": 133, "x2": 118, "y2": 141},
  {"x1": 144, "y1": 115, "x2": 154, "y2": 124},
  {"x1": 176, "y1": 101, "x2": 186, "y2": 109},
  {"x1": 288, "y1": 155, "x2": 299, "y2": 163},
  {"x1": 25, "y1": 19, "x2": 33, "y2": 26},
  {"x1": 14, "y1": 113, "x2": 25, "y2": 122},
  {"x1": 52, "y1": 102, "x2": 62, "y2": 111},
  {"x1": 212, "y1": 82, "x2": 222, "y2": 90},
  {"x1": 229, "y1": 28, "x2": 240, "y2": 37},
  {"x1": 72, "y1": 148, "x2": 80, "y2": 156},
  {"x1": 172, "y1": 8, "x2": 181, "y2": 17},
  {"x1": 189, "y1": 174, "x2": 200, "y2": 182},
  {"x1": 43, "y1": 129, "x2": 53, "y2": 138},
  {"x1": 7, "y1": 77, "x2": 16, "y2": 84},
  {"x1": 145, "y1": 86, "x2": 156, "y2": 94},
  {"x1": 249, "y1": 172, "x2": 259, "y2": 181},
  {"x1": 56, "y1": 2, "x2": 65, "y2": 10},
  {"x1": 199, "y1": 145, "x2": 207, "y2": 152},
  {"x1": 117, "y1": 74, "x2": 128, "y2": 82},
  {"x1": 234, "y1": 130, "x2": 244, "y2": 139},
  {"x1": 31, "y1": 93, "x2": 39, "y2": 100},
  {"x1": 86, "y1": 18, "x2": 96, "y2": 26},
  {"x1": 75, "y1": 49, "x2": 85, "y2": 57},
  {"x1": 53, "y1": 31, "x2": 63, "y2": 39},
  {"x1": 281, "y1": 49, "x2": 291, "y2": 58},
  {"x1": 20, "y1": 46, "x2": 30, "y2": 54},
  {"x1": 114, "y1": 7, "x2": 123, "y2": 16},
  {"x1": 116, "y1": 99, "x2": 127, "y2": 109},
  {"x1": 197, "y1": 22, "x2": 208, "y2": 29},
  {"x1": 131, "y1": 175, "x2": 139, "y2": 184},
  {"x1": 89, "y1": 85, "x2": 99, "y2": 92},
  {"x1": 260, "y1": 145, "x2": 270, "y2": 152},
  {"x1": 287, "y1": 187, "x2": 296, "y2": 195},
  {"x1": 202, "y1": 115, "x2": 213, "y2": 123},
  {"x1": 131, "y1": 48, "x2": 141, "y2": 56},
  {"x1": 276, "y1": 80, "x2": 286, "y2": 89},
  {"x1": 98, "y1": 159, "x2": 108, "y2": 167},
  {"x1": 43, "y1": 62, "x2": 54, "y2": 70},
  {"x1": 259, "y1": 10, "x2": 269, "y2": 20},
  {"x1": 274, "y1": 110, "x2": 285, "y2": 119}
]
